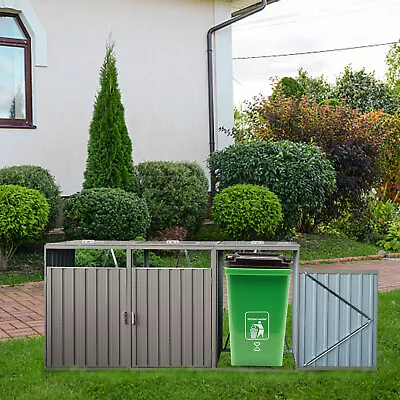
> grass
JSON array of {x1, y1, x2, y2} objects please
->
[
  {"x1": 297, "y1": 233, "x2": 380, "y2": 261},
  {"x1": 1, "y1": 290, "x2": 399, "y2": 399},
  {"x1": 0, "y1": 251, "x2": 44, "y2": 286}
]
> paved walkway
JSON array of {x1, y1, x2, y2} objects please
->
[
  {"x1": 1, "y1": 259, "x2": 400, "y2": 341},
  {"x1": 0, "y1": 282, "x2": 44, "y2": 341}
]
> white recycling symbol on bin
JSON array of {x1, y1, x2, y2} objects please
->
[{"x1": 245, "y1": 312, "x2": 269, "y2": 341}]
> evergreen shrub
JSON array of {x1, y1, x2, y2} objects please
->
[
  {"x1": 0, "y1": 165, "x2": 60, "y2": 230},
  {"x1": 83, "y1": 41, "x2": 138, "y2": 193},
  {"x1": 211, "y1": 184, "x2": 282, "y2": 240},
  {"x1": 272, "y1": 76, "x2": 305, "y2": 100},
  {"x1": 63, "y1": 188, "x2": 150, "y2": 240},
  {"x1": 208, "y1": 141, "x2": 336, "y2": 229},
  {"x1": 137, "y1": 161, "x2": 208, "y2": 237},
  {"x1": 0, "y1": 185, "x2": 49, "y2": 269}
]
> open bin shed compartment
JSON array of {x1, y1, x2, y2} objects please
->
[{"x1": 225, "y1": 267, "x2": 291, "y2": 366}]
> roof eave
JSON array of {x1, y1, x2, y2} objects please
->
[{"x1": 230, "y1": 0, "x2": 280, "y2": 13}]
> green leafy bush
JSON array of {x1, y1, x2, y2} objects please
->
[
  {"x1": 333, "y1": 65, "x2": 399, "y2": 114},
  {"x1": 368, "y1": 197, "x2": 400, "y2": 243},
  {"x1": 211, "y1": 184, "x2": 282, "y2": 240},
  {"x1": 325, "y1": 194, "x2": 400, "y2": 244},
  {"x1": 0, "y1": 185, "x2": 49, "y2": 269},
  {"x1": 137, "y1": 161, "x2": 208, "y2": 237},
  {"x1": 208, "y1": 141, "x2": 336, "y2": 229},
  {"x1": 63, "y1": 188, "x2": 150, "y2": 240},
  {"x1": 272, "y1": 76, "x2": 305, "y2": 100},
  {"x1": 0, "y1": 165, "x2": 60, "y2": 230},
  {"x1": 75, "y1": 249, "x2": 126, "y2": 267},
  {"x1": 379, "y1": 222, "x2": 400, "y2": 252}
]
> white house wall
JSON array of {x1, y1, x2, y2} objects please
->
[
  {"x1": 213, "y1": 2, "x2": 234, "y2": 151},
  {"x1": 0, "y1": 0, "x2": 234, "y2": 195}
]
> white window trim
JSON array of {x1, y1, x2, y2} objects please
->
[{"x1": 0, "y1": 0, "x2": 47, "y2": 66}]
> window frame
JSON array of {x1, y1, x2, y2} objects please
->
[{"x1": 0, "y1": 12, "x2": 34, "y2": 129}]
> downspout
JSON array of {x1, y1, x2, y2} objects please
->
[{"x1": 207, "y1": 0, "x2": 268, "y2": 199}]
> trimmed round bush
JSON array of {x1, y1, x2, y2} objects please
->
[
  {"x1": 208, "y1": 140, "x2": 336, "y2": 229},
  {"x1": 137, "y1": 161, "x2": 208, "y2": 237},
  {"x1": 0, "y1": 165, "x2": 61, "y2": 230},
  {"x1": 63, "y1": 188, "x2": 150, "y2": 240},
  {"x1": 211, "y1": 184, "x2": 283, "y2": 240},
  {"x1": 0, "y1": 185, "x2": 49, "y2": 267}
]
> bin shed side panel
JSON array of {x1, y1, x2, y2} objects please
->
[{"x1": 298, "y1": 272, "x2": 377, "y2": 369}]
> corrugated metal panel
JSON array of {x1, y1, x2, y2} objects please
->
[
  {"x1": 298, "y1": 271, "x2": 377, "y2": 369},
  {"x1": 133, "y1": 268, "x2": 213, "y2": 368},
  {"x1": 46, "y1": 268, "x2": 129, "y2": 368}
]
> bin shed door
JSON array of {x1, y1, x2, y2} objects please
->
[
  {"x1": 297, "y1": 271, "x2": 377, "y2": 369},
  {"x1": 46, "y1": 267, "x2": 131, "y2": 368},
  {"x1": 131, "y1": 268, "x2": 213, "y2": 367}
]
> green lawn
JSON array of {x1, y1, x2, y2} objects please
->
[
  {"x1": 1, "y1": 290, "x2": 399, "y2": 399},
  {"x1": 297, "y1": 233, "x2": 380, "y2": 261}
]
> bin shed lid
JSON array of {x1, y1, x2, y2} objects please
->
[{"x1": 225, "y1": 252, "x2": 291, "y2": 268}]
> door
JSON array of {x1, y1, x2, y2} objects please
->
[
  {"x1": 131, "y1": 268, "x2": 213, "y2": 367},
  {"x1": 46, "y1": 267, "x2": 131, "y2": 368},
  {"x1": 297, "y1": 271, "x2": 377, "y2": 369}
]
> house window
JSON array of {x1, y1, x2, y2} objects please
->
[{"x1": 0, "y1": 12, "x2": 33, "y2": 128}]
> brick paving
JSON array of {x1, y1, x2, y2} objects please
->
[
  {"x1": 0, "y1": 259, "x2": 399, "y2": 341},
  {"x1": 0, "y1": 281, "x2": 44, "y2": 341}
]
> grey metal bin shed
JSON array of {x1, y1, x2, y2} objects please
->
[
  {"x1": 44, "y1": 240, "x2": 301, "y2": 369},
  {"x1": 45, "y1": 240, "x2": 377, "y2": 370}
]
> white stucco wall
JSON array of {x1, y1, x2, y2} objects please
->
[{"x1": 0, "y1": 0, "x2": 234, "y2": 195}]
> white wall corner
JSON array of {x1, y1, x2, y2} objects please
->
[
  {"x1": 1, "y1": 0, "x2": 47, "y2": 66},
  {"x1": 213, "y1": 2, "x2": 234, "y2": 151}
]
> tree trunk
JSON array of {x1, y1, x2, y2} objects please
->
[{"x1": 0, "y1": 250, "x2": 7, "y2": 271}]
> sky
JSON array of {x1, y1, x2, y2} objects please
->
[{"x1": 232, "y1": 0, "x2": 400, "y2": 104}]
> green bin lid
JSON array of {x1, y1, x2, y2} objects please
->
[{"x1": 225, "y1": 253, "x2": 291, "y2": 268}]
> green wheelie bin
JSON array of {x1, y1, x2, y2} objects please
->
[{"x1": 225, "y1": 253, "x2": 291, "y2": 366}]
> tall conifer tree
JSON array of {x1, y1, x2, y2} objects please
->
[{"x1": 83, "y1": 41, "x2": 138, "y2": 192}]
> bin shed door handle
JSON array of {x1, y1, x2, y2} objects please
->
[{"x1": 122, "y1": 311, "x2": 136, "y2": 325}]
